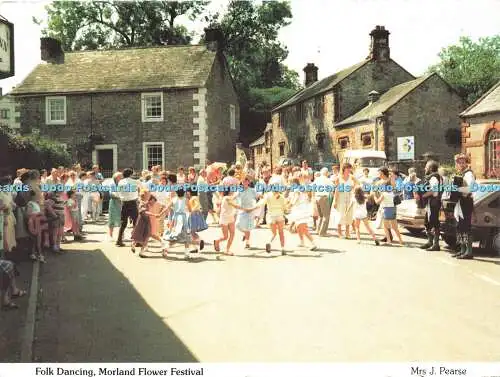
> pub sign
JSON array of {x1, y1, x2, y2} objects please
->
[{"x1": 0, "y1": 18, "x2": 14, "y2": 79}]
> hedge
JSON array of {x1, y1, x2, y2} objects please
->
[{"x1": 0, "y1": 126, "x2": 71, "y2": 175}]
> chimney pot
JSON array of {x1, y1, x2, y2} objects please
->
[
  {"x1": 41, "y1": 37, "x2": 64, "y2": 64},
  {"x1": 368, "y1": 25, "x2": 390, "y2": 61},
  {"x1": 303, "y1": 63, "x2": 319, "y2": 87},
  {"x1": 368, "y1": 90, "x2": 380, "y2": 104}
]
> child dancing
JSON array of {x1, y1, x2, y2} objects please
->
[
  {"x1": 288, "y1": 181, "x2": 317, "y2": 250},
  {"x1": 252, "y1": 190, "x2": 288, "y2": 255},
  {"x1": 187, "y1": 195, "x2": 208, "y2": 251},
  {"x1": 161, "y1": 189, "x2": 197, "y2": 259},
  {"x1": 353, "y1": 186, "x2": 379, "y2": 245}
]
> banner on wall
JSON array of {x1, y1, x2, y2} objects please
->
[{"x1": 397, "y1": 136, "x2": 415, "y2": 160}]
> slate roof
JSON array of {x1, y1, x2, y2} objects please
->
[
  {"x1": 249, "y1": 135, "x2": 265, "y2": 147},
  {"x1": 460, "y1": 80, "x2": 500, "y2": 117},
  {"x1": 273, "y1": 59, "x2": 370, "y2": 111},
  {"x1": 336, "y1": 74, "x2": 432, "y2": 126},
  {"x1": 11, "y1": 45, "x2": 216, "y2": 95}
]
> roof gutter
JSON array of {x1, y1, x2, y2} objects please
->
[
  {"x1": 460, "y1": 109, "x2": 500, "y2": 119},
  {"x1": 9, "y1": 86, "x2": 204, "y2": 97}
]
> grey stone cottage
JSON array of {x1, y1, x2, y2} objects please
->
[{"x1": 10, "y1": 28, "x2": 240, "y2": 176}]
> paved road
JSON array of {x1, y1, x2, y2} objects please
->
[{"x1": 33, "y1": 219, "x2": 500, "y2": 362}]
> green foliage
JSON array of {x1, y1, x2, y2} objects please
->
[
  {"x1": 0, "y1": 126, "x2": 71, "y2": 173},
  {"x1": 439, "y1": 163, "x2": 458, "y2": 176},
  {"x1": 37, "y1": 0, "x2": 301, "y2": 145},
  {"x1": 428, "y1": 35, "x2": 500, "y2": 105},
  {"x1": 248, "y1": 87, "x2": 297, "y2": 112},
  {"x1": 35, "y1": 1, "x2": 209, "y2": 50},
  {"x1": 207, "y1": 0, "x2": 300, "y2": 96}
]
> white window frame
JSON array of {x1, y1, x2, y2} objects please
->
[
  {"x1": 0, "y1": 109, "x2": 9, "y2": 119},
  {"x1": 141, "y1": 92, "x2": 164, "y2": 122},
  {"x1": 229, "y1": 104, "x2": 236, "y2": 130},
  {"x1": 45, "y1": 96, "x2": 67, "y2": 125},
  {"x1": 142, "y1": 142, "x2": 165, "y2": 170}
]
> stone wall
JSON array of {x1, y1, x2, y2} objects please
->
[
  {"x1": 271, "y1": 59, "x2": 414, "y2": 166},
  {"x1": 384, "y1": 74, "x2": 465, "y2": 162},
  {"x1": 337, "y1": 60, "x2": 414, "y2": 122},
  {"x1": 18, "y1": 90, "x2": 196, "y2": 170},
  {"x1": 334, "y1": 121, "x2": 379, "y2": 162},
  {"x1": 205, "y1": 54, "x2": 240, "y2": 164},
  {"x1": 462, "y1": 114, "x2": 500, "y2": 178}
]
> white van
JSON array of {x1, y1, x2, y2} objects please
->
[{"x1": 342, "y1": 150, "x2": 387, "y2": 180}]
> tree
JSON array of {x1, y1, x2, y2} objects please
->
[
  {"x1": 428, "y1": 35, "x2": 500, "y2": 105},
  {"x1": 35, "y1": 0, "x2": 209, "y2": 50},
  {"x1": 36, "y1": 0, "x2": 300, "y2": 145},
  {"x1": 205, "y1": 1, "x2": 300, "y2": 144},
  {"x1": 207, "y1": 0, "x2": 300, "y2": 96}
]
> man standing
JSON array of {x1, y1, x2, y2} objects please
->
[
  {"x1": 116, "y1": 168, "x2": 139, "y2": 247},
  {"x1": 452, "y1": 154, "x2": 476, "y2": 259},
  {"x1": 44, "y1": 168, "x2": 60, "y2": 185},
  {"x1": 315, "y1": 167, "x2": 334, "y2": 237},
  {"x1": 418, "y1": 160, "x2": 443, "y2": 251},
  {"x1": 300, "y1": 160, "x2": 313, "y2": 183}
]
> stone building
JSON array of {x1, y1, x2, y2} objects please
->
[
  {"x1": 10, "y1": 28, "x2": 239, "y2": 176},
  {"x1": 0, "y1": 88, "x2": 20, "y2": 130},
  {"x1": 250, "y1": 26, "x2": 464, "y2": 168},
  {"x1": 460, "y1": 80, "x2": 500, "y2": 178}
]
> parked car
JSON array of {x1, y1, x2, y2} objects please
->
[
  {"x1": 278, "y1": 158, "x2": 299, "y2": 167},
  {"x1": 396, "y1": 198, "x2": 426, "y2": 235},
  {"x1": 440, "y1": 179, "x2": 500, "y2": 255},
  {"x1": 313, "y1": 160, "x2": 339, "y2": 173},
  {"x1": 342, "y1": 149, "x2": 387, "y2": 180}
]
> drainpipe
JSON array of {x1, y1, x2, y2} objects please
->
[{"x1": 270, "y1": 131, "x2": 273, "y2": 171}]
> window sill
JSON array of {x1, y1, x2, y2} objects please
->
[
  {"x1": 46, "y1": 121, "x2": 67, "y2": 125},
  {"x1": 142, "y1": 117, "x2": 164, "y2": 123}
]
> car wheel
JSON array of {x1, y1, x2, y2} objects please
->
[
  {"x1": 442, "y1": 235, "x2": 457, "y2": 248},
  {"x1": 493, "y1": 231, "x2": 500, "y2": 256},
  {"x1": 405, "y1": 227, "x2": 423, "y2": 236}
]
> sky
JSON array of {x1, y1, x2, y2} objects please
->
[{"x1": 0, "y1": 0, "x2": 499, "y2": 93}]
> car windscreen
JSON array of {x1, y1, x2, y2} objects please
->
[
  {"x1": 472, "y1": 184, "x2": 499, "y2": 202},
  {"x1": 359, "y1": 157, "x2": 386, "y2": 168}
]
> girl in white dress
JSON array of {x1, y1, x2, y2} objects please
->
[
  {"x1": 334, "y1": 164, "x2": 356, "y2": 238},
  {"x1": 288, "y1": 179, "x2": 317, "y2": 250},
  {"x1": 353, "y1": 186, "x2": 379, "y2": 245}
]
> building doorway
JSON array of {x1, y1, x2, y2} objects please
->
[
  {"x1": 487, "y1": 129, "x2": 500, "y2": 178},
  {"x1": 92, "y1": 144, "x2": 118, "y2": 178}
]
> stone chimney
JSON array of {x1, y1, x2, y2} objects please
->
[
  {"x1": 204, "y1": 26, "x2": 225, "y2": 52},
  {"x1": 41, "y1": 37, "x2": 64, "y2": 63},
  {"x1": 368, "y1": 90, "x2": 380, "y2": 104},
  {"x1": 368, "y1": 25, "x2": 390, "y2": 61},
  {"x1": 303, "y1": 63, "x2": 318, "y2": 87}
]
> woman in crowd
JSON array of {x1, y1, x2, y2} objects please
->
[
  {"x1": 0, "y1": 176, "x2": 17, "y2": 254},
  {"x1": 374, "y1": 167, "x2": 404, "y2": 246},
  {"x1": 107, "y1": 172, "x2": 123, "y2": 241},
  {"x1": 334, "y1": 163, "x2": 356, "y2": 239}
]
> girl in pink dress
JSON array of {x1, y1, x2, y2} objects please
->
[
  {"x1": 64, "y1": 191, "x2": 83, "y2": 241},
  {"x1": 148, "y1": 195, "x2": 162, "y2": 242}
]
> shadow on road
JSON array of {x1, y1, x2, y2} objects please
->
[
  {"x1": 0, "y1": 260, "x2": 32, "y2": 362},
  {"x1": 33, "y1": 248, "x2": 198, "y2": 362}
]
